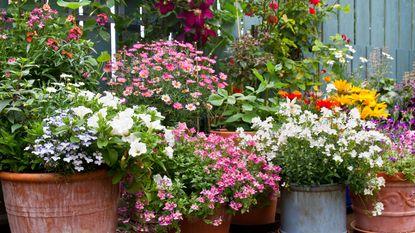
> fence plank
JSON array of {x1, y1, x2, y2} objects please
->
[
  {"x1": 399, "y1": 0, "x2": 412, "y2": 49},
  {"x1": 338, "y1": 0, "x2": 354, "y2": 41},
  {"x1": 352, "y1": 45, "x2": 368, "y2": 79},
  {"x1": 396, "y1": 49, "x2": 410, "y2": 82},
  {"x1": 355, "y1": 0, "x2": 370, "y2": 46},
  {"x1": 322, "y1": 0, "x2": 339, "y2": 42},
  {"x1": 385, "y1": 0, "x2": 399, "y2": 49},
  {"x1": 370, "y1": 0, "x2": 385, "y2": 47},
  {"x1": 413, "y1": 1, "x2": 415, "y2": 50}
]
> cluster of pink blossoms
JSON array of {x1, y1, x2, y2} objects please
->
[
  {"x1": 105, "y1": 40, "x2": 227, "y2": 117},
  {"x1": 27, "y1": 4, "x2": 57, "y2": 29}
]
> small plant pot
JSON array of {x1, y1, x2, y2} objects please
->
[
  {"x1": 179, "y1": 206, "x2": 231, "y2": 233},
  {"x1": 351, "y1": 172, "x2": 415, "y2": 233},
  {"x1": 232, "y1": 196, "x2": 278, "y2": 225},
  {"x1": 0, "y1": 170, "x2": 119, "y2": 233}
]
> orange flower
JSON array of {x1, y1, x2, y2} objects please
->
[
  {"x1": 42, "y1": 3, "x2": 51, "y2": 11},
  {"x1": 26, "y1": 32, "x2": 35, "y2": 43},
  {"x1": 291, "y1": 90, "x2": 302, "y2": 98},
  {"x1": 324, "y1": 76, "x2": 331, "y2": 82},
  {"x1": 316, "y1": 99, "x2": 339, "y2": 110},
  {"x1": 279, "y1": 90, "x2": 302, "y2": 100},
  {"x1": 61, "y1": 50, "x2": 73, "y2": 58},
  {"x1": 278, "y1": 90, "x2": 289, "y2": 98},
  {"x1": 66, "y1": 15, "x2": 76, "y2": 24}
]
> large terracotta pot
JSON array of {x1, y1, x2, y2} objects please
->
[
  {"x1": 232, "y1": 196, "x2": 278, "y2": 225},
  {"x1": 180, "y1": 206, "x2": 231, "y2": 233},
  {"x1": 0, "y1": 170, "x2": 119, "y2": 233},
  {"x1": 351, "y1": 172, "x2": 415, "y2": 233}
]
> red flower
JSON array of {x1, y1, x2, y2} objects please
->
[
  {"x1": 269, "y1": 1, "x2": 279, "y2": 10},
  {"x1": 309, "y1": 0, "x2": 320, "y2": 5},
  {"x1": 245, "y1": 10, "x2": 254, "y2": 16},
  {"x1": 26, "y1": 32, "x2": 34, "y2": 43},
  {"x1": 155, "y1": 0, "x2": 175, "y2": 15},
  {"x1": 229, "y1": 57, "x2": 235, "y2": 65},
  {"x1": 67, "y1": 26, "x2": 82, "y2": 40},
  {"x1": 309, "y1": 7, "x2": 316, "y2": 15},
  {"x1": 268, "y1": 15, "x2": 278, "y2": 24},
  {"x1": 316, "y1": 99, "x2": 339, "y2": 110},
  {"x1": 232, "y1": 87, "x2": 242, "y2": 94},
  {"x1": 46, "y1": 38, "x2": 59, "y2": 51}
]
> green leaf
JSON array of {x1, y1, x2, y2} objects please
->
[
  {"x1": 57, "y1": 0, "x2": 92, "y2": 9},
  {"x1": 11, "y1": 124, "x2": 22, "y2": 133},
  {"x1": 217, "y1": 88, "x2": 228, "y2": 97},
  {"x1": 0, "y1": 99, "x2": 11, "y2": 113},
  {"x1": 97, "y1": 138, "x2": 108, "y2": 148},
  {"x1": 224, "y1": 113, "x2": 243, "y2": 123},
  {"x1": 242, "y1": 112, "x2": 258, "y2": 123},
  {"x1": 98, "y1": 30, "x2": 110, "y2": 42},
  {"x1": 242, "y1": 104, "x2": 253, "y2": 112},
  {"x1": 208, "y1": 94, "x2": 224, "y2": 106},
  {"x1": 107, "y1": 149, "x2": 118, "y2": 165},
  {"x1": 227, "y1": 96, "x2": 236, "y2": 105},
  {"x1": 97, "y1": 51, "x2": 111, "y2": 63},
  {"x1": 252, "y1": 69, "x2": 265, "y2": 83}
]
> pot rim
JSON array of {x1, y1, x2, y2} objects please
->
[
  {"x1": 0, "y1": 169, "x2": 110, "y2": 183},
  {"x1": 377, "y1": 172, "x2": 407, "y2": 182},
  {"x1": 286, "y1": 183, "x2": 345, "y2": 192}
]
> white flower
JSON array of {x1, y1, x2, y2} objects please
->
[
  {"x1": 98, "y1": 92, "x2": 120, "y2": 108},
  {"x1": 349, "y1": 108, "x2": 361, "y2": 120},
  {"x1": 327, "y1": 60, "x2": 335, "y2": 66},
  {"x1": 78, "y1": 90, "x2": 96, "y2": 100},
  {"x1": 165, "y1": 146, "x2": 174, "y2": 159},
  {"x1": 372, "y1": 202, "x2": 384, "y2": 216},
  {"x1": 164, "y1": 129, "x2": 175, "y2": 147},
  {"x1": 333, "y1": 154, "x2": 343, "y2": 163},
  {"x1": 153, "y1": 174, "x2": 172, "y2": 190},
  {"x1": 87, "y1": 108, "x2": 108, "y2": 129},
  {"x1": 347, "y1": 166, "x2": 353, "y2": 171},
  {"x1": 60, "y1": 73, "x2": 73, "y2": 79},
  {"x1": 161, "y1": 95, "x2": 171, "y2": 103},
  {"x1": 334, "y1": 50, "x2": 343, "y2": 59},
  {"x1": 339, "y1": 57, "x2": 346, "y2": 63},
  {"x1": 326, "y1": 83, "x2": 337, "y2": 93},
  {"x1": 129, "y1": 139, "x2": 147, "y2": 157},
  {"x1": 72, "y1": 106, "x2": 93, "y2": 118},
  {"x1": 46, "y1": 87, "x2": 57, "y2": 93},
  {"x1": 185, "y1": 103, "x2": 197, "y2": 111},
  {"x1": 359, "y1": 57, "x2": 368, "y2": 63},
  {"x1": 110, "y1": 117, "x2": 134, "y2": 136},
  {"x1": 279, "y1": 98, "x2": 301, "y2": 117}
]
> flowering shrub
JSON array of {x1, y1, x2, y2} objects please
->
[
  {"x1": 117, "y1": 123, "x2": 281, "y2": 232},
  {"x1": 375, "y1": 108, "x2": 415, "y2": 183},
  {"x1": 326, "y1": 79, "x2": 389, "y2": 119},
  {"x1": 0, "y1": 2, "x2": 101, "y2": 88},
  {"x1": 105, "y1": 40, "x2": 227, "y2": 127},
  {"x1": 238, "y1": 100, "x2": 389, "y2": 201},
  {"x1": 26, "y1": 88, "x2": 171, "y2": 189}
]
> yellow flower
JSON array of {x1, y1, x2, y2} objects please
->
[
  {"x1": 333, "y1": 80, "x2": 352, "y2": 94},
  {"x1": 332, "y1": 95, "x2": 352, "y2": 106}
]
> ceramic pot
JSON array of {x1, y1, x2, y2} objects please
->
[
  {"x1": 0, "y1": 170, "x2": 119, "y2": 233},
  {"x1": 351, "y1": 172, "x2": 415, "y2": 233},
  {"x1": 232, "y1": 196, "x2": 277, "y2": 225},
  {"x1": 180, "y1": 206, "x2": 231, "y2": 233}
]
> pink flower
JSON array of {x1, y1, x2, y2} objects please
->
[
  {"x1": 139, "y1": 69, "x2": 149, "y2": 78},
  {"x1": 212, "y1": 216, "x2": 223, "y2": 226},
  {"x1": 162, "y1": 73, "x2": 173, "y2": 80},
  {"x1": 172, "y1": 80, "x2": 182, "y2": 89},
  {"x1": 163, "y1": 202, "x2": 177, "y2": 212},
  {"x1": 230, "y1": 201, "x2": 242, "y2": 211},
  {"x1": 155, "y1": 0, "x2": 175, "y2": 14},
  {"x1": 96, "y1": 13, "x2": 108, "y2": 26},
  {"x1": 173, "y1": 102, "x2": 183, "y2": 110},
  {"x1": 166, "y1": 63, "x2": 176, "y2": 71},
  {"x1": 185, "y1": 103, "x2": 196, "y2": 111}
]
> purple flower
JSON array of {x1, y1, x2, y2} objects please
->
[{"x1": 155, "y1": 0, "x2": 175, "y2": 14}]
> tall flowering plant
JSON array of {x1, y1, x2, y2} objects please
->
[
  {"x1": 238, "y1": 100, "x2": 390, "y2": 211},
  {"x1": 117, "y1": 124, "x2": 281, "y2": 233},
  {"x1": 105, "y1": 40, "x2": 227, "y2": 127},
  {"x1": 0, "y1": 2, "x2": 101, "y2": 88},
  {"x1": 26, "y1": 88, "x2": 171, "y2": 189}
]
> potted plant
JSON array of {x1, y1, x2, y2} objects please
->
[
  {"x1": 0, "y1": 84, "x2": 172, "y2": 233},
  {"x1": 350, "y1": 107, "x2": 415, "y2": 233},
  {"x1": 117, "y1": 123, "x2": 281, "y2": 233},
  {"x1": 104, "y1": 40, "x2": 227, "y2": 129},
  {"x1": 243, "y1": 96, "x2": 389, "y2": 233}
]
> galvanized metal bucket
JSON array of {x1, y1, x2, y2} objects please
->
[{"x1": 280, "y1": 184, "x2": 347, "y2": 233}]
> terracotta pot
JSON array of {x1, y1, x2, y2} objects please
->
[
  {"x1": 351, "y1": 172, "x2": 415, "y2": 233},
  {"x1": 0, "y1": 186, "x2": 7, "y2": 225},
  {"x1": 232, "y1": 196, "x2": 278, "y2": 225},
  {"x1": 0, "y1": 170, "x2": 119, "y2": 233},
  {"x1": 210, "y1": 130, "x2": 255, "y2": 138},
  {"x1": 180, "y1": 206, "x2": 231, "y2": 233}
]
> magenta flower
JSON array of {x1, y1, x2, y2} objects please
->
[
  {"x1": 155, "y1": 0, "x2": 175, "y2": 15},
  {"x1": 178, "y1": 0, "x2": 214, "y2": 31},
  {"x1": 96, "y1": 13, "x2": 108, "y2": 26}
]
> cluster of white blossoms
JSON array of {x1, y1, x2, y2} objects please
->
[{"x1": 69, "y1": 91, "x2": 172, "y2": 159}]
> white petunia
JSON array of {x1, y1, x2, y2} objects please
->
[
  {"x1": 164, "y1": 130, "x2": 175, "y2": 147},
  {"x1": 129, "y1": 139, "x2": 147, "y2": 157},
  {"x1": 46, "y1": 87, "x2": 57, "y2": 93},
  {"x1": 98, "y1": 92, "x2": 120, "y2": 108},
  {"x1": 165, "y1": 146, "x2": 174, "y2": 159},
  {"x1": 78, "y1": 90, "x2": 96, "y2": 100},
  {"x1": 72, "y1": 106, "x2": 93, "y2": 118},
  {"x1": 326, "y1": 83, "x2": 337, "y2": 93},
  {"x1": 153, "y1": 174, "x2": 172, "y2": 190},
  {"x1": 110, "y1": 117, "x2": 134, "y2": 136}
]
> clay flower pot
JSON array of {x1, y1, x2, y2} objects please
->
[
  {"x1": 180, "y1": 206, "x2": 231, "y2": 233},
  {"x1": 232, "y1": 196, "x2": 278, "y2": 225},
  {"x1": 351, "y1": 172, "x2": 415, "y2": 233},
  {"x1": 0, "y1": 169, "x2": 119, "y2": 233},
  {"x1": 210, "y1": 129, "x2": 255, "y2": 138}
]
